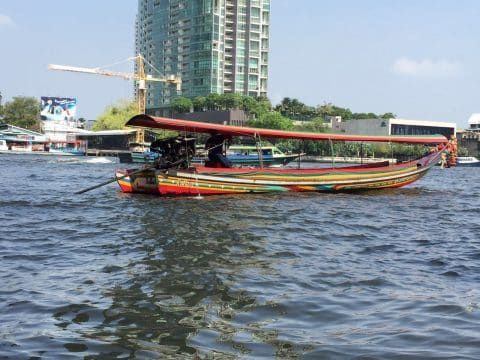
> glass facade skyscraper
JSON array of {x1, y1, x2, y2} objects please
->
[{"x1": 136, "y1": 0, "x2": 270, "y2": 115}]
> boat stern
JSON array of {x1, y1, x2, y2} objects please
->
[{"x1": 116, "y1": 169, "x2": 160, "y2": 194}]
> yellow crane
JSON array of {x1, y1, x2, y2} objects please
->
[{"x1": 48, "y1": 54, "x2": 181, "y2": 143}]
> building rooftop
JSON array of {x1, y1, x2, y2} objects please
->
[{"x1": 468, "y1": 113, "x2": 480, "y2": 125}]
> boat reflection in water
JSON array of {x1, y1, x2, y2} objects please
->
[{"x1": 76, "y1": 202, "x2": 300, "y2": 357}]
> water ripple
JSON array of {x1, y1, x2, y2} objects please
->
[{"x1": 1, "y1": 157, "x2": 480, "y2": 358}]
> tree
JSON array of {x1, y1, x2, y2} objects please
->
[
  {"x1": 221, "y1": 93, "x2": 243, "y2": 110},
  {"x1": 316, "y1": 102, "x2": 334, "y2": 117},
  {"x1": 252, "y1": 95, "x2": 272, "y2": 118},
  {"x1": 241, "y1": 96, "x2": 257, "y2": 115},
  {"x1": 275, "y1": 97, "x2": 305, "y2": 118},
  {"x1": 170, "y1": 97, "x2": 192, "y2": 113},
  {"x1": 2, "y1": 96, "x2": 40, "y2": 131},
  {"x1": 205, "y1": 93, "x2": 222, "y2": 111},
  {"x1": 296, "y1": 117, "x2": 328, "y2": 133},
  {"x1": 192, "y1": 96, "x2": 206, "y2": 112},
  {"x1": 247, "y1": 111, "x2": 293, "y2": 130},
  {"x1": 316, "y1": 102, "x2": 354, "y2": 120},
  {"x1": 380, "y1": 112, "x2": 396, "y2": 119},
  {"x1": 92, "y1": 99, "x2": 137, "y2": 130}
]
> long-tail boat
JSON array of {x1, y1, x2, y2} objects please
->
[{"x1": 115, "y1": 114, "x2": 447, "y2": 196}]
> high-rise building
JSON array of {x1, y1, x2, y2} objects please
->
[{"x1": 136, "y1": 0, "x2": 270, "y2": 115}]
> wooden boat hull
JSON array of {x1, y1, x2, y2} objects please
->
[{"x1": 116, "y1": 151, "x2": 442, "y2": 196}]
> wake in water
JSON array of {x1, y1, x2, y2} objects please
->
[
  {"x1": 50, "y1": 157, "x2": 117, "y2": 164},
  {"x1": 85, "y1": 157, "x2": 117, "y2": 164}
]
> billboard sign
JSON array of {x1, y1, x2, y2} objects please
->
[{"x1": 40, "y1": 97, "x2": 77, "y2": 123}]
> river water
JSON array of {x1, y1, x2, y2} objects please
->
[{"x1": 1, "y1": 154, "x2": 479, "y2": 359}]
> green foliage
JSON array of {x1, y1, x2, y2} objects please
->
[
  {"x1": 192, "y1": 96, "x2": 206, "y2": 112},
  {"x1": 247, "y1": 111, "x2": 293, "y2": 131},
  {"x1": 317, "y1": 102, "x2": 354, "y2": 120},
  {"x1": 275, "y1": 97, "x2": 315, "y2": 120},
  {"x1": 171, "y1": 93, "x2": 272, "y2": 118},
  {"x1": 274, "y1": 99, "x2": 395, "y2": 122},
  {"x1": 2, "y1": 96, "x2": 40, "y2": 131},
  {"x1": 253, "y1": 96, "x2": 272, "y2": 118},
  {"x1": 379, "y1": 112, "x2": 396, "y2": 119},
  {"x1": 92, "y1": 99, "x2": 137, "y2": 131},
  {"x1": 171, "y1": 97, "x2": 192, "y2": 113},
  {"x1": 241, "y1": 96, "x2": 257, "y2": 114},
  {"x1": 351, "y1": 112, "x2": 377, "y2": 119},
  {"x1": 205, "y1": 93, "x2": 222, "y2": 111},
  {"x1": 167, "y1": 92, "x2": 394, "y2": 127},
  {"x1": 221, "y1": 93, "x2": 243, "y2": 109},
  {"x1": 457, "y1": 146, "x2": 468, "y2": 157},
  {"x1": 294, "y1": 117, "x2": 329, "y2": 133}
]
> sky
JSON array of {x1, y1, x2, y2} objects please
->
[{"x1": 1, "y1": 0, "x2": 479, "y2": 129}]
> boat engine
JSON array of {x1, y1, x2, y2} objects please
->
[{"x1": 150, "y1": 136, "x2": 196, "y2": 169}]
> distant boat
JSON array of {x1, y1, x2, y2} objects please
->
[
  {"x1": 119, "y1": 144, "x2": 301, "y2": 167},
  {"x1": 0, "y1": 140, "x2": 8, "y2": 151},
  {"x1": 225, "y1": 145, "x2": 301, "y2": 167},
  {"x1": 457, "y1": 156, "x2": 480, "y2": 167},
  {"x1": 0, "y1": 138, "x2": 86, "y2": 156},
  {"x1": 47, "y1": 140, "x2": 87, "y2": 156}
]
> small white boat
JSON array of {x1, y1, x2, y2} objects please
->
[{"x1": 457, "y1": 156, "x2": 480, "y2": 167}]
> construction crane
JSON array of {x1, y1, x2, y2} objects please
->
[{"x1": 48, "y1": 54, "x2": 182, "y2": 143}]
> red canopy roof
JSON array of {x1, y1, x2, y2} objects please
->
[{"x1": 126, "y1": 115, "x2": 448, "y2": 144}]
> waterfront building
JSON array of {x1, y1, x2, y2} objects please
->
[
  {"x1": 135, "y1": 0, "x2": 270, "y2": 115},
  {"x1": 173, "y1": 109, "x2": 248, "y2": 126},
  {"x1": 457, "y1": 113, "x2": 480, "y2": 156},
  {"x1": 343, "y1": 118, "x2": 456, "y2": 139},
  {"x1": 466, "y1": 113, "x2": 480, "y2": 132},
  {"x1": 41, "y1": 120, "x2": 90, "y2": 142},
  {"x1": 0, "y1": 123, "x2": 48, "y2": 151}
]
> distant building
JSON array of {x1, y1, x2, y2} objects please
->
[
  {"x1": 457, "y1": 113, "x2": 480, "y2": 156},
  {"x1": 42, "y1": 120, "x2": 90, "y2": 141},
  {"x1": 75, "y1": 129, "x2": 160, "y2": 154},
  {"x1": 173, "y1": 109, "x2": 248, "y2": 126},
  {"x1": 136, "y1": 0, "x2": 271, "y2": 115},
  {"x1": 0, "y1": 123, "x2": 48, "y2": 151},
  {"x1": 76, "y1": 130, "x2": 138, "y2": 153},
  {"x1": 0, "y1": 123, "x2": 47, "y2": 141},
  {"x1": 466, "y1": 113, "x2": 480, "y2": 132},
  {"x1": 84, "y1": 119, "x2": 97, "y2": 130},
  {"x1": 344, "y1": 118, "x2": 456, "y2": 139},
  {"x1": 325, "y1": 116, "x2": 347, "y2": 132}
]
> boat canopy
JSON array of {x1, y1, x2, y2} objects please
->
[{"x1": 126, "y1": 114, "x2": 448, "y2": 144}]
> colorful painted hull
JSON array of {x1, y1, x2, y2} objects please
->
[{"x1": 116, "y1": 150, "x2": 443, "y2": 196}]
